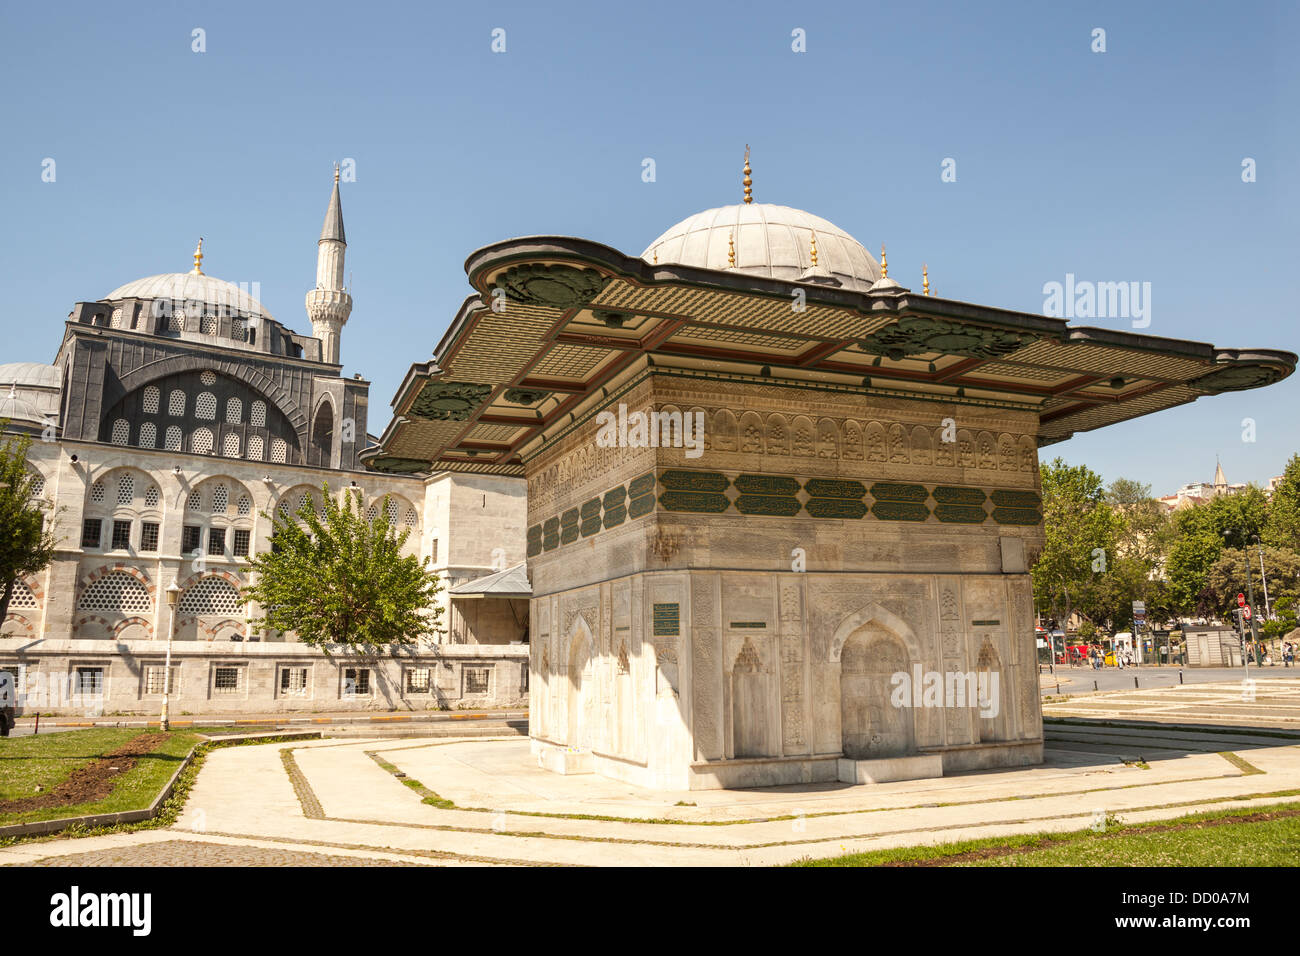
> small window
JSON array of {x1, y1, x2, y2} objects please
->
[
  {"x1": 247, "y1": 435, "x2": 264, "y2": 461},
  {"x1": 165, "y1": 425, "x2": 182, "y2": 450},
  {"x1": 75, "y1": 666, "x2": 104, "y2": 696},
  {"x1": 233, "y1": 318, "x2": 248, "y2": 342},
  {"x1": 280, "y1": 667, "x2": 308, "y2": 696},
  {"x1": 430, "y1": 539, "x2": 438, "y2": 563},
  {"x1": 168, "y1": 389, "x2": 186, "y2": 416},
  {"x1": 90, "y1": 481, "x2": 106, "y2": 503},
  {"x1": 213, "y1": 666, "x2": 242, "y2": 694},
  {"x1": 207, "y1": 528, "x2": 226, "y2": 556},
  {"x1": 200, "y1": 315, "x2": 218, "y2": 335},
  {"x1": 187, "y1": 490, "x2": 203, "y2": 511},
  {"x1": 144, "y1": 485, "x2": 160, "y2": 508},
  {"x1": 111, "y1": 419, "x2": 130, "y2": 445},
  {"x1": 182, "y1": 525, "x2": 202, "y2": 553},
  {"x1": 142, "y1": 385, "x2": 160, "y2": 414},
  {"x1": 223, "y1": 432, "x2": 240, "y2": 458},
  {"x1": 343, "y1": 667, "x2": 371, "y2": 696},
  {"x1": 111, "y1": 519, "x2": 132, "y2": 550},
  {"x1": 140, "y1": 522, "x2": 160, "y2": 553},
  {"x1": 465, "y1": 667, "x2": 491, "y2": 695},
  {"x1": 138, "y1": 422, "x2": 157, "y2": 448},
  {"x1": 117, "y1": 474, "x2": 134, "y2": 505},
  {"x1": 212, "y1": 484, "x2": 228, "y2": 512},
  {"x1": 226, "y1": 397, "x2": 243, "y2": 424},
  {"x1": 144, "y1": 664, "x2": 177, "y2": 696},
  {"x1": 270, "y1": 437, "x2": 287, "y2": 463},
  {"x1": 191, "y1": 428, "x2": 214, "y2": 455},
  {"x1": 196, "y1": 392, "x2": 217, "y2": 421},
  {"x1": 250, "y1": 400, "x2": 267, "y2": 427},
  {"x1": 236, "y1": 495, "x2": 251, "y2": 516},
  {"x1": 406, "y1": 667, "x2": 431, "y2": 694},
  {"x1": 81, "y1": 518, "x2": 102, "y2": 549},
  {"x1": 232, "y1": 529, "x2": 250, "y2": 557},
  {"x1": 521, "y1": 662, "x2": 529, "y2": 694}
]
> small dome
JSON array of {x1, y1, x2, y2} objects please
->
[
  {"x1": 0, "y1": 362, "x2": 62, "y2": 390},
  {"x1": 103, "y1": 273, "x2": 273, "y2": 320},
  {"x1": 642, "y1": 203, "x2": 880, "y2": 292},
  {"x1": 0, "y1": 392, "x2": 46, "y2": 425}
]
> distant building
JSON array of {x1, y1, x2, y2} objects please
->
[{"x1": 1158, "y1": 459, "x2": 1247, "y2": 512}]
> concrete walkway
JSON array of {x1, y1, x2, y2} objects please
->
[{"x1": 6, "y1": 681, "x2": 1300, "y2": 867}]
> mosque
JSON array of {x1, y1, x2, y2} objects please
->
[
  {"x1": 365, "y1": 150, "x2": 1295, "y2": 789},
  {"x1": 0, "y1": 172, "x2": 529, "y2": 716}
]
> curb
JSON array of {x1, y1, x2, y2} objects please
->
[{"x1": 11, "y1": 710, "x2": 529, "y2": 730}]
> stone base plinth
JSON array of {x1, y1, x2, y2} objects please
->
[
  {"x1": 532, "y1": 739, "x2": 593, "y2": 774},
  {"x1": 837, "y1": 754, "x2": 945, "y2": 784}
]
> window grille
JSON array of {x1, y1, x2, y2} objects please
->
[
  {"x1": 182, "y1": 525, "x2": 202, "y2": 552},
  {"x1": 196, "y1": 392, "x2": 217, "y2": 420},
  {"x1": 75, "y1": 667, "x2": 104, "y2": 696},
  {"x1": 139, "y1": 422, "x2": 157, "y2": 448},
  {"x1": 144, "y1": 485, "x2": 160, "y2": 508},
  {"x1": 207, "y1": 528, "x2": 226, "y2": 556},
  {"x1": 343, "y1": 667, "x2": 371, "y2": 696},
  {"x1": 213, "y1": 666, "x2": 241, "y2": 693},
  {"x1": 465, "y1": 668, "x2": 491, "y2": 695},
  {"x1": 179, "y1": 577, "x2": 242, "y2": 615},
  {"x1": 165, "y1": 426, "x2": 182, "y2": 450},
  {"x1": 110, "y1": 419, "x2": 130, "y2": 445},
  {"x1": 169, "y1": 389, "x2": 186, "y2": 416},
  {"x1": 142, "y1": 386, "x2": 160, "y2": 414},
  {"x1": 237, "y1": 495, "x2": 251, "y2": 516},
  {"x1": 247, "y1": 435, "x2": 264, "y2": 461},
  {"x1": 111, "y1": 520, "x2": 132, "y2": 550},
  {"x1": 8, "y1": 582, "x2": 38, "y2": 609},
  {"x1": 223, "y1": 432, "x2": 240, "y2": 458},
  {"x1": 200, "y1": 370, "x2": 217, "y2": 386},
  {"x1": 140, "y1": 522, "x2": 159, "y2": 552},
  {"x1": 90, "y1": 481, "x2": 106, "y2": 503},
  {"x1": 117, "y1": 474, "x2": 134, "y2": 505},
  {"x1": 169, "y1": 311, "x2": 184, "y2": 333},
  {"x1": 81, "y1": 519, "x2": 102, "y2": 548},
  {"x1": 191, "y1": 428, "x2": 213, "y2": 455},
  {"x1": 29, "y1": 474, "x2": 45, "y2": 498},
  {"x1": 270, "y1": 438, "x2": 287, "y2": 463},
  {"x1": 200, "y1": 315, "x2": 218, "y2": 335},
  {"x1": 145, "y1": 665, "x2": 177, "y2": 695},
  {"x1": 406, "y1": 668, "x2": 431, "y2": 693},
  {"x1": 232, "y1": 529, "x2": 250, "y2": 557},
  {"x1": 187, "y1": 490, "x2": 203, "y2": 511},
  {"x1": 212, "y1": 484, "x2": 228, "y2": 512},
  {"x1": 78, "y1": 572, "x2": 151, "y2": 612},
  {"x1": 226, "y1": 397, "x2": 242, "y2": 423},
  {"x1": 280, "y1": 667, "x2": 308, "y2": 695},
  {"x1": 110, "y1": 307, "x2": 124, "y2": 328},
  {"x1": 250, "y1": 400, "x2": 267, "y2": 427}
]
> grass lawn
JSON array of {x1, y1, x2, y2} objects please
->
[
  {"x1": 0, "y1": 728, "x2": 200, "y2": 826},
  {"x1": 793, "y1": 802, "x2": 1300, "y2": 867}
]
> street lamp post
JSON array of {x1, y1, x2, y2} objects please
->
[
  {"x1": 161, "y1": 581, "x2": 182, "y2": 731},
  {"x1": 1226, "y1": 530, "x2": 1261, "y2": 671}
]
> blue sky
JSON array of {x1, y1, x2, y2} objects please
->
[{"x1": 2, "y1": 0, "x2": 1296, "y2": 493}]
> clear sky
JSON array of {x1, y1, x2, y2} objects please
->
[{"x1": 2, "y1": 0, "x2": 1296, "y2": 494}]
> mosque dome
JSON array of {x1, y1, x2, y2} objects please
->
[
  {"x1": 102, "y1": 271, "x2": 274, "y2": 321},
  {"x1": 642, "y1": 202, "x2": 881, "y2": 293},
  {"x1": 0, "y1": 362, "x2": 62, "y2": 390},
  {"x1": 0, "y1": 391, "x2": 45, "y2": 425}
]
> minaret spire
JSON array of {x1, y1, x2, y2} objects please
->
[{"x1": 305, "y1": 168, "x2": 353, "y2": 365}]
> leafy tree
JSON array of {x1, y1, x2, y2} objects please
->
[
  {"x1": 242, "y1": 484, "x2": 442, "y2": 653},
  {"x1": 1205, "y1": 544, "x2": 1300, "y2": 630},
  {"x1": 1032, "y1": 458, "x2": 1120, "y2": 631},
  {"x1": 1264, "y1": 453, "x2": 1300, "y2": 552},
  {"x1": 0, "y1": 427, "x2": 57, "y2": 623}
]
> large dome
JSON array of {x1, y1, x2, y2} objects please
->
[
  {"x1": 642, "y1": 203, "x2": 880, "y2": 292},
  {"x1": 0, "y1": 362, "x2": 61, "y2": 390},
  {"x1": 103, "y1": 272, "x2": 274, "y2": 320}
]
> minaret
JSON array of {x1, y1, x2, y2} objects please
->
[{"x1": 305, "y1": 165, "x2": 352, "y2": 365}]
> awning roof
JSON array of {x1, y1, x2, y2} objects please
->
[
  {"x1": 361, "y1": 236, "x2": 1295, "y2": 475},
  {"x1": 447, "y1": 563, "x2": 532, "y2": 599}
]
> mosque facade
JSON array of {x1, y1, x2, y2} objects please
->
[{"x1": 0, "y1": 175, "x2": 528, "y2": 717}]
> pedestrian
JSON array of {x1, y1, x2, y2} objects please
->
[{"x1": 0, "y1": 670, "x2": 15, "y2": 738}]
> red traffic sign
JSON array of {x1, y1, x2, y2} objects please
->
[
  {"x1": 1244, "y1": 605, "x2": 1252, "y2": 620},
  {"x1": 1237, "y1": 593, "x2": 1246, "y2": 607}
]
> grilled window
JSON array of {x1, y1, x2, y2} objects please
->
[
  {"x1": 140, "y1": 522, "x2": 160, "y2": 553},
  {"x1": 182, "y1": 525, "x2": 202, "y2": 553},
  {"x1": 406, "y1": 668, "x2": 431, "y2": 694},
  {"x1": 111, "y1": 519, "x2": 132, "y2": 550},
  {"x1": 81, "y1": 519, "x2": 102, "y2": 549},
  {"x1": 232, "y1": 529, "x2": 251, "y2": 557},
  {"x1": 213, "y1": 666, "x2": 241, "y2": 694},
  {"x1": 343, "y1": 667, "x2": 371, "y2": 696},
  {"x1": 207, "y1": 528, "x2": 226, "y2": 556},
  {"x1": 280, "y1": 667, "x2": 308, "y2": 696}
]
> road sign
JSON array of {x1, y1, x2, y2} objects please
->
[
  {"x1": 1244, "y1": 605, "x2": 1252, "y2": 621},
  {"x1": 1238, "y1": 593, "x2": 1247, "y2": 608}
]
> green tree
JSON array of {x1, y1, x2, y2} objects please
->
[
  {"x1": 1264, "y1": 453, "x2": 1300, "y2": 552},
  {"x1": 0, "y1": 427, "x2": 58, "y2": 623},
  {"x1": 1205, "y1": 545, "x2": 1300, "y2": 629},
  {"x1": 241, "y1": 484, "x2": 442, "y2": 652},
  {"x1": 1032, "y1": 458, "x2": 1120, "y2": 631}
]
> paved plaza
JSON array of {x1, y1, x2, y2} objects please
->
[{"x1": 4, "y1": 680, "x2": 1299, "y2": 867}]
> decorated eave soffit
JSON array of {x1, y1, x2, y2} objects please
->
[{"x1": 359, "y1": 236, "x2": 1295, "y2": 476}]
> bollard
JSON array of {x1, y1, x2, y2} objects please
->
[
  {"x1": 1134, "y1": 676, "x2": 1139, "y2": 689},
  {"x1": 34, "y1": 713, "x2": 39, "y2": 735},
  {"x1": 1094, "y1": 680, "x2": 1099, "y2": 691},
  {"x1": 1056, "y1": 681, "x2": 1060, "y2": 694},
  {"x1": 1179, "y1": 670, "x2": 1183, "y2": 685}
]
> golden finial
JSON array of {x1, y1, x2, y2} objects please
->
[
  {"x1": 922, "y1": 263, "x2": 930, "y2": 295},
  {"x1": 810, "y1": 231, "x2": 818, "y2": 267},
  {"x1": 334, "y1": 162, "x2": 340, "y2": 184},
  {"x1": 652, "y1": 247, "x2": 658, "y2": 264},
  {"x1": 742, "y1": 145, "x2": 753, "y2": 204},
  {"x1": 190, "y1": 238, "x2": 204, "y2": 276},
  {"x1": 880, "y1": 243, "x2": 888, "y2": 278},
  {"x1": 728, "y1": 231, "x2": 735, "y2": 267}
]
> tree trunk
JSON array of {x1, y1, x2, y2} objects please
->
[{"x1": 0, "y1": 578, "x2": 13, "y2": 625}]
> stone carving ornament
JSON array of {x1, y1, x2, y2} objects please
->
[
  {"x1": 408, "y1": 381, "x2": 493, "y2": 421},
  {"x1": 495, "y1": 264, "x2": 610, "y2": 309},
  {"x1": 858, "y1": 317, "x2": 1038, "y2": 360}
]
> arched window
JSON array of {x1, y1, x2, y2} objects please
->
[
  {"x1": 168, "y1": 310, "x2": 185, "y2": 333},
  {"x1": 28, "y1": 473, "x2": 45, "y2": 498},
  {"x1": 79, "y1": 571, "x2": 152, "y2": 612},
  {"x1": 110, "y1": 307, "x2": 124, "y2": 329},
  {"x1": 200, "y1": 315, "x2": 218, "y2": 335},
  {"x1": 311, "y1": 402, "x2": 334, "y2": 466},
  {"x1": 226, "y1": 397, "x2": 243, "y2": 424},
  {"x1": 110, "y1": 419, "x2": 130, "y2": 445},
  {"x1": 271, "y1": 438, "x2": 287, "y2": 463},
  {"x1": 187, "y1": 490, "x2": 203, "y2": 511},
  {"x1": 90, "y1": 481, "x2": 106, "y2": 504},
  {"x1": 223, "y1": 432, "x2": 240, "y2": 458},
  {"x1": 212, "y1": 484, "x2": 229, "y2": 513},
  {"x1": 179, "y1": 576, "x2": 243, "y2": 615},
  {"x1": 169, "y1": 389, "x2": 186, "y2": 416},
  {"x1": 247, "y1": 435, "x2": 264, "y2": 461},
  {"x1": 250, "y1": 400, "x2": 267, "y2": 427},
  {"x1": 8, "y1": 580, "x2": 38, "y2": 609},
  {"x1": 191, "y1": 428, "x2": 214, "y2": 455},
  {"x1": 138, "y1": 422, "x2": 157, "y2": 448},
  {"x1": 117, "y1": 474, "x2": 134, "y2": 506},
  {"x1": 237, "y1": 495, "x2": 251, "y2": 516},
  {"x1": 196, "y1": 392, "x2": 217, "y2": 420},
  {"x1": 142, "y1": 385, "x2": 160, "y2": 414},
  {"x1": 144, "y1": 485, "x2": 160, "y2": 508},
  {"x1": 165, "y1": 426, "x2": 182, "y2": 450}
]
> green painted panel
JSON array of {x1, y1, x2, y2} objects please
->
[
  {"x1": 652, "y1": 603, "x2": 680, "y2": 636},
  {"x1": 580, "y1": 497, "x2": 603, "y2": 521},
  {"x1": 735, "y1": 494, "x2": 802, "y2": 517},
  {"x1": 659, "y1": 470, "x2": 730, "y2": 493},
  {"x1": 804, "y1": 498, "x2": 869, "y2": 519},
  {"x1": 580, "y1": 517, "x2": 602, "y2": 538},
  {"x1": 658, "y1": 490, "x2": 731, "y2": 514},
  {"x1": 734, "y1": 474, "x2": 801, "y2": 496},
  {"x1": 628, "y1": 493, "x2": 656, "y2": 519},
  {"x1": 803, "y1": 478, "x2": 867, "y2": 500},
  {"x1": 991, "y1": 506, "x2": 1042, "y2": 526},
  {"x1": 628, "y1": 472, "x2": 656, "y2": 499},
  {"x1": 870, "y1": 482, "x2": 929, "y2": 503},
  {"x1": 542, "y1": 516, "x2": 560, "y2": 552},
  {"x1": 934, "y1": 504, "x2": 989, "y2": 524},
  {"x1": 932, "y1": 486, "x2": 988, "y2": 506},
  {"x1": 603, "y1": 486, "x2": 628, "y2": 508},
  {"x1": 990, "y1": 489, "x2": 1042, "y2": 509},
  {"x1": 603, "y1": 503, "x2": 627, "y2": 528},
  {"x1": 872, "y1": 501, "x2": 931, "y2": 522}
]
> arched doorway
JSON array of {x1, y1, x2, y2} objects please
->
[
  {"x1": 566, "y1": 626, "x2": 596, "y2": 750},
  {"x1": 975, "y1": 638, "x2": 1009, "y2": 742},
  {"x1": 731, "y1": 639, "x2": 767, "y2": 758},
  {"x1": 840, "y1": 624, "x2": 914, "y2": 759}
]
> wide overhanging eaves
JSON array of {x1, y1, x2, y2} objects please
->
[{"x1": 359, "y1": 236, "x2": 1296, "y2": 474}]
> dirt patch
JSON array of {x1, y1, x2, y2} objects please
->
[
  {"x1": 0, "y1": 733, "x2": 171, "y2": 814},
  {"x1": 882, "y1": 807, "x2": 1300, "y2": 867}
]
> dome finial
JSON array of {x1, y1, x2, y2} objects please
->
[
  {"x1": 742, "y1": 145, "x2": 752, "y2": 204},
  {"x1": 728, "y1": 231, "x2": 735, "y2": 267},
  {"x1": 922, "y1": 262, "x2": 930, "y2": 295},
  {"x1": 880, "y1": 243, "x2": 888, "y2": 278},
  {"x1": 810, "y1": 230, "x2": 818, "y2": 266},
  {"x1": 334, "y1": 162, "x2": 340, "y2": 185},
  {"x1": 190, "y1": 237, "x2": 204, "y2": 276}
]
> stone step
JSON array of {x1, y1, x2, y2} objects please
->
[{"x1": 326, "y1": 720, "x2": 528, "y2": 738}]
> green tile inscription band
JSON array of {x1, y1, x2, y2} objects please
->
[{"x1": 652, "y1": 603, "x2": 680, "y2": 636}]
